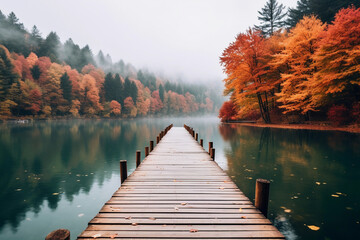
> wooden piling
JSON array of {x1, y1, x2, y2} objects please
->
[
  {"x1": 200, "y1": 139, "x2": 203, "y2": 147},
  {"x1": 145, "y1": 146, "x2": 149, "y2": 157},
  {"x1": 150, "y1": 141, "x2": 154, "y2": 151},
  {"x1": 120, "y1": 160, "x2": 127, "y2": 184},
  {"x1": 255, "y1": 179, "x2": 270, "y2": 217},
  {"x1": 136, "y1": 150, "x2": 141, "y2": 167},
  {"x1": 45, "y1": 229, "x2": 70, "y2": 240},
  {"x1": 156, "y1": 136, "x2": 160, "y2": 144},
  {"x1": 209, "y1": 142, "x2": 213, "y2": 154},
  {"x1": 195, "y1": 133, "x2": 198, "y2": 141},
  {"x1": 211, "y1": 148, "x2": 215, "y2": 161}
]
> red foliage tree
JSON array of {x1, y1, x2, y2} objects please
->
[{"x1": 219, "y1": 101, "x2": 237, "y2": 122}]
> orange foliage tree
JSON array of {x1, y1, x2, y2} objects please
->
[
  {"x1": 275, "y1": 16, "x2": 326, "y2": 115},
  {"x1": 220, "y1": 29, "x2": 273, "y2": 123},
  {"x1": 219, "y1": 100, "x2": 237, "y2": 122}
]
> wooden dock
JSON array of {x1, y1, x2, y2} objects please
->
[{"x1": 77, "y1": 126, "x2": 284, "y2": 239}]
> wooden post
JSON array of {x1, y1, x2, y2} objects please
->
[
  {"x1": 208, "y1": 142, "x2": 213, "y2": 154},
  {"x1": 192, "y1": 130, "x2": 195, "y2": 138},
  {"x1": 200, "y1": 139, "x2": 203, "y2": 147},
  {"x1": 195, "y1": 133, "x2": 198, "y2": 141},
  {"x1": 145, "y1": 146, "x2": 149, "y2": 157},
  {"x1": 136, "y1": 150, "x2": 141, "y2": 167},
  {"x1": 211, "y1": 148, "x2": 215, "y2": 161},
  {"x1": 120, "y1": 160, "x2": 127, "y2": 184},
  {"x1": 45, "y1": 229, "x2": 70, "y2": 240},
  {"x1": 156, "y1": 136, "x2": 160, "y2": 144},
  {"x1": 255, "y1": 179, "x2": 270, "y2": 217},
  {"x1": 150, "y1": 141, "x2": 154, "y2": 151}
]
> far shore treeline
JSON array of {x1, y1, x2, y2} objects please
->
[
  {"x1": 219, "y1": 1, "x2": 360, "y2": 126},
  {"x1": 0, "y1": 10, "x2": 221, "y2": 119}
]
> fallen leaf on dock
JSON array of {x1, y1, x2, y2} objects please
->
[
  {"x1": 189, "y1": 229, "x2": 198, "y2": 233},
  {"x1": 149, "y1": 217, "x2": 156, "y2": 220},
  {"x1": 174, "y1": 207, "x2": 179, "y2": 210},
  {"x1": 132, "y1": 223, "x2": 138, "y2": 226},
  {"x1": 93, "y1": 233, "x2": 102, "y2": 238},
  {"x1": 307, "y1": 225, "x2": 320, "y2": 231},
  {"x1": 219, "y1": 187, "x2": 224, "y2": 190},
  {"x1": 125, "y1": 216, "x2": 131, "y2": 220},
  {"x1": 181, "y1": 202, "x2": 187, "y2": 205},
  {"x1": 238, "y1": 208, "x2": 243, "y2": 212},
  {"x1": 110, "y1": 233, "x2": 118, "y2": 239},
  {"x1": 241, "y1": 216, "x2": 247, "y2": 219}
]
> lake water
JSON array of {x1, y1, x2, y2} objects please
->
[{"x1": 0, "y1": 117, "x2": 359, "y2": 240}]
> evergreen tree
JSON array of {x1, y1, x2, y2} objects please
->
[
  {"x1": 286, "y1": 0, "x2": 311, "y2": 27},
  {"x1": 79, "y1": 45, "x2": 95, "y2": 68},
  {"x1": 31, "y1": 65, "x2": 41, "y2": 81},
  {"x1": 159, "y1": 84, "x2": 164, "y2": 102},
  {"x1": 30, "y1": 25, "x2": 43, "y2": 53},
  {"x1": 130, "y1": 81, "x2": 138, "y2": 102},
  {"x1": 60, "y1": 72, "x2": 72, "y2": 102},
  {"x1": 0, "y1": 47, "x2": 18, "y2": 101},
  {"x1": 39, "y1": 31, "x2": 60, "y2": 62},
  {"x1": 114, "y1": 73, "x2": 123, "y2": 103},
  {"x1": 124, "y1": 77, "x2": 131, "y2": 98},
  {"x1": 254, "y1": 0, "x2": 287, "y2": 36},
  {"x1": 61, "y1": 38, "x2": 81, "y2": 70},
  {"x1": 104, "y1": 73, "x2": 115, "y2": 101}
]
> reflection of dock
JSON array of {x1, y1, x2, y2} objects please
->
[{"x1": 76, "y1": 126, "x2": 284, "y2": 239}]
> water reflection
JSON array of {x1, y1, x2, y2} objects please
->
[{"x1": 219, "y1": 124, "x2": 360, "y2": 240}]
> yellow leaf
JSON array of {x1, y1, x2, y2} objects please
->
[{"x1": 307, "y1": 225, "x2": 320, "y2": 231}]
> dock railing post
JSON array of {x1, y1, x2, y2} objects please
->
[
  {"x1": 45, "y1": 229, "x2": 70, "y2": 240},
  {"x1": 200, "y1": 139, "x2": 203, "y2": 147},
  {"x1": 255, "y1": 179, "x2": 270, "y2": 217},
  {"x1": 120, "y1": 160, "x2": 127, "y2": 184},
  {"x1": 195, "y1": 133, "x2": 198, "y2": 141},
  {"x1": 156, "y1": 136, "x2": 160, "y2": 144},
  {"x1": 136, "y1": 150, "x2": 141, "y2": 167},
  {"x1": 145, "y1": 146, "x2": 149, "y2": 157},
  {"x1": 211, "y1": 148, "x2": 215, "y2": 161},
  {"x1": 208, "y1": 142, "x2": 213, "y2": 154},
  {"x1": 150, "y1": 141, "x2": 154, "y2": 151}
]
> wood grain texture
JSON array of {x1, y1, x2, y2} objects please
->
[{"x1": 77, "y1": 127, "x2": 284, "y2": 239}]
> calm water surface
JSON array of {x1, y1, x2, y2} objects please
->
[{"x1": 0, "y1": 117, "x2": 359, "y2": 239}]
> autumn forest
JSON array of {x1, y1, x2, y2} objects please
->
[
  {"x1": 219, "y1": 1, "x2": 360, "y2": 126},
  {"x1": 0, "y1": 10, "x2": 218, "y2": 119}
]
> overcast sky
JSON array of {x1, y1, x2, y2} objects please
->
[{"x1": 0, "y1": 0, "x2": 298, "y2": 83}]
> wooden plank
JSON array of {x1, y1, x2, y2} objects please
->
[{"x1": 76, "y1": 127, "x2": 284, "y2": 239}]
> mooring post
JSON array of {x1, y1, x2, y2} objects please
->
[
  {"x1": 120, "y1": 160, "x2": 127, "y2": 184},
  {"x1": 209, "y1": 142, "x2": 213, "y2": 154},
  {"x1": 255, "y1": 179, "x2": 270, "y2": 217},
  {"x1": 195, "y1": 133, "x2": 198, "y2": 141},
  {"x1": 192, "y1": 130, "x2": 195, "y2": 138},
  {"x1": 200, "y1": 139, "x2": 203, "y2": 147},
  {"x1": 45, "y1": 229, "x2": 70, "y2": 240},
  {"x1": 156, "y1": 136, "x2": 160, "y2": 144},
  {"x1": 136, "y1": 150, "x2": 141, "y2": 167},
  {"x1": 211, "y1": 148, "x2": 215, "y2": 161},
  {"x1": 150, "y1": 141, "x2": 154, "y2": 151},
  {"x1": 145, "y1": 146, "x2": 149, "y2": 157}
]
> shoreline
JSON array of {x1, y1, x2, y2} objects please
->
[{"x1": 225, "y1": 122, "x2": 360, "y2": 134}]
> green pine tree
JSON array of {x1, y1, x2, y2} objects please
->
[{"x1": 254, "y1": 0, "x2": 287, "y2": 36}]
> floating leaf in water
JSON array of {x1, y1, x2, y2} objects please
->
[
  {"x1": 345, "y1": 207, "x2": 353, "y2": 210},
  {"x1": 189, "y1": 229, "x2": 198, "y2": 233},
  {"x1": 307, "y1": 225, "x2": 320, "y2": 231},
  {"x1": 284, "y1": 209, "x2": 292, "y2": 213},
  {"x1": 331, "y1": 194, "x2": 339, "y2": 198},
  {"x1": 78, "y1": 213, "x2": 84, "y2": 217},
  {"x1": 315, "y1": 182, "x2": 321, "y2": 185},
  {"x1": 313, "y1": 168, "x2": 317, "y2": 170},
  {"x1": 52, "y1": 193, "x2": 59, "y2": 195},
  {"x1": 15, "y1": 189, "x2": 22, "y2": 191}
]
